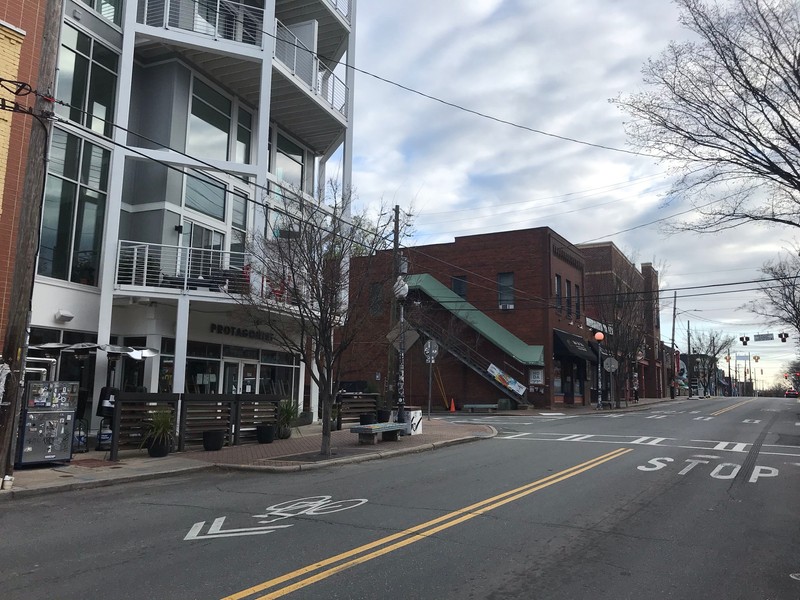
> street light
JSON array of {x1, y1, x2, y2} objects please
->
[
  {"x1": 392, "y1": 275, "x2": 409, "y2": 424},
  {"x1": 752, "y1": 355, "x2": 760, "y2": 396},
  {"x1": 594, "y1": 331, "x2": 605, "y2": 410}
]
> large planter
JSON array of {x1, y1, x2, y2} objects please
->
[
  {"x1": 256, "y1": 424, "x2": 275, "y2": 444},
  {"x1": 277, "y1": 425, "x2": 292, "y2": 440},
  {"x1": 202, "y1": 429, "x2": 225, "y2": 451},
  {"x1": 147, "y1": 437, "x2": 170, "y2": 458},
  {"x1": 377, "y1": 409, "x2": 392, "y2": 423}
]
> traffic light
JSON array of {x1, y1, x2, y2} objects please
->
[
  {"x1": 779, "y1": 332, "x2": 789, "y2": 343},
  {"x1": 785, "y1": 373, "x2": 789, "y2": 379},
  {"x1": 740, "y1": 336, "x2": 750, "y2": 345}
]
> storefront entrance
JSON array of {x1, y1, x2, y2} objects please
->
[{"x1": 222, "y1": 361, "x2": 259, "y2": 394}]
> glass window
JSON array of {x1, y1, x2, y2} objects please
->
[
  {"x1": 452, "y1": 275, "x2": 467, "y2": 299},
  {"x1": 369, "y1": 283, "x2": 383, "y2": 316},
  {"x1": 79, "y1": 0, "x2": 122, "y2": 25},
  {"x1": 39, "y1": 129, "x2": 110, "y2": 286},
  {"x1": 185, "y1": 171, "x2": 226, "y2": 221},
  {"x1": 276, "y1": 134, "x2": 304, "y2": 191},
  {"x1": 187, "y1": 79, "x2": 231, "y2": 160},
  {"x1": 575, "y1": 284, "x2": 581, "y2": 317},
  {"x1": 55, "y1": 25, "x2": 118, "y2": 138},
  {"x1": 236, "y1": 109, "x2": 252, "y2": 164},
  {"x1": 555, "y1": 274, "x2": 562, "y2": 310},
  {"x1": 497, "y1": 272, "x2": 514, "y2": 306},
  {"x1": 566, "y1": 279, "x2": 572, "y2": 316}
]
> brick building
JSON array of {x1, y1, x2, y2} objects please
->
[
  {"x1": 0, "y1": 1, "x2": 46, "y2": 343},
  {"x1": 342, "y1": 227, "x2": 605, "y2": 410}
]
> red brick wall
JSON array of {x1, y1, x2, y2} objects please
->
[{"x1": 0, "y1": 1, "x2": 46, "y2": 342}]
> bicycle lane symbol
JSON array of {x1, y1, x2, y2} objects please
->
[{"x1": 184, "y1": 496, "x2": 368, "y2": 540}]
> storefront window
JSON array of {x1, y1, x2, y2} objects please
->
[
  {"x1": 186, "y1": 359, "x2": 219, "y2": 394},
  {"x1": 552, "y1": 359, "x2": 562, "y2": 395}
]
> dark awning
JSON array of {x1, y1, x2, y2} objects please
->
[
  {"x1": 587, "y1": 340, "x2": 613, "y2": 363},
  {"x1": 553, "y1": 330, "x2": 596, "y2": 362}
]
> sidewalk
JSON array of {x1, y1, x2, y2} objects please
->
[{"x1": 0, "y1": 395, "x2": 687, "y2": 500}]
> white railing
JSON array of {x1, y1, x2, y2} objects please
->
[
  {"x1": 323, "y1": 0, "x2": 351, "y2": 22},
  {"x1": 138, "y1": 0, "x2": 265, "y2": 47},
  {"x1": 275, "y1": 20, "x2": 349, "y2": 117},
  {"x1": 115, "y1": 240, "x2": 307, "y2": 306}
]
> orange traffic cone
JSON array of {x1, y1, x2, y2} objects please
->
[{"x1": 449, "y1": 398, "x2": 456, "y2": 412}]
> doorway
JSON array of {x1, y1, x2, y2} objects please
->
[{"x1": 222, "y1": 361, "x2": 259, "y2": 394}]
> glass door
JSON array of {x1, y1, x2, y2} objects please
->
[{"x1": 222, "y1": 361, "x2": 259, "y2": 394}]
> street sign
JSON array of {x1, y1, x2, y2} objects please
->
[
  {"x1": 604, "y1": 357, "x2": 619, "y2": 373},
  {"x1": 423, "y1": 340, "x2": 439, "y2": 363},
  {"x1": 753, "y1": 333, "x2": 774, "y2": 342}
]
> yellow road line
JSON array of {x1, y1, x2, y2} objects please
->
[
  {"x1": 711, "y1": 399, "x2": 752, "y2": 416},
  {"x1": 223, "y1": 447, "x2": 632, "y2": 600}
]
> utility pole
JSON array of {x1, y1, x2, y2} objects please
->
[
  {"x1": 0, "y1": 0, "x2": 63, "y2": 480},
  {"x1": 687, "y1": 321, "x2": 692, "y2": 398},
  {"x1": 386, "y1": 205, "x2": 400, "y2": 407},
  {"x1": 670, "y1": 291, "x2": 677, "y2": 398}
]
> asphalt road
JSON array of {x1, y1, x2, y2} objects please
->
[{"x1": 2, "y1": 396, "x2": 799, "y2": 599}]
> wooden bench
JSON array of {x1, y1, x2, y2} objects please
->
[
  {"x1": 462, "y1": 404, "x2": 499, "y2": 413},
  {"x1": 349, "y1": 423, "x2": 407, "y2": 445}
]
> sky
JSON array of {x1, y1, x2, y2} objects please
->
[{"x1": 346, "y1": 0, "x2": 798, "y2": 388}]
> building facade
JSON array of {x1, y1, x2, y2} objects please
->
[
  {"x1": 342, "y1": 227, "x2": 607, "y2": 410},
  {"x1": 24, "y1": 0, "x2": 357, "y2": 430}
]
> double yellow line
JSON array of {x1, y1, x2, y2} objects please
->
[
  {"x1": 224, "y1": 447, "x2": 632, "y2": 600},
  {"x1": 711, "y1": 399, "x2": 751, "y2": 416}
]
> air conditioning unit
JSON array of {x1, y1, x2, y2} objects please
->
[{"x1": 499, "y1": 303, "x2": 515, "y2": 311}]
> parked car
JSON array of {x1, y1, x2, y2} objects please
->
[{"x1": 785, "y1": 389, "x2": 799, "y2": 398}]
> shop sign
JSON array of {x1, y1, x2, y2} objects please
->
[{"x1": 210, "y1": 323, "x2": 273, "y2": 342}]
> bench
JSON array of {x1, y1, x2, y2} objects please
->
[
  {"x1": 349, "y1": 423, "x2": 407, "y2": 445},
  {"x1": 462, "y1": 404, "x2": 498, "y2": 413}
]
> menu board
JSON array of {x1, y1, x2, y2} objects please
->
[{"x1": 26, "y1": 381, "x2": 79, "y2": 410}]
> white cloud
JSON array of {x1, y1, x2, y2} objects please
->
[{"x1": 351, "y1": 0, "x2": 798, "y2": 383}]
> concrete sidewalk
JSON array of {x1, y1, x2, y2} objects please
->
[
  {"x1": 0, "y1": 394, "x2": 692, "y2": 500},
  {"x1": 0, "y1": 418, "x2": 496, "y2": 500}
]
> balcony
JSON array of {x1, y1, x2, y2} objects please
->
[
  {"x1": 115, "y1": 241, "x2": 306, "y2": 305},
  {"x1": 138, "y1": 0, "x2": 265, "y2": 47},
  {"x1": 274, "y1": 19, "x2": 348, "y2": 118}
]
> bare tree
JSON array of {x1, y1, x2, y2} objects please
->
[
  {"x1": 590, "y1": 259, "x2": 648, "y2": 405},
  {"x1": 689, "y1": 329, "x2": 737, "y2": 395},
  {"x1": 236, "y1": 184, "x2": 403, "y2": 456},
  {"x1": 748, "y1": 245, "x2": 800, "y2": 342},
  {"x1": 613, "y1": 0, "x2": 800, "y2": 233}
]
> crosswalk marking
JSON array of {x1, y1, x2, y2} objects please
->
[
  {"x1": 712, "y1": 441, "x2": 748, "y2": 452},
  {"x1": 630, "y1": 436, "x2": 667, "y2": 445}
]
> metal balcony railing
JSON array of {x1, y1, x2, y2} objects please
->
[
  {"x1": 323, "y1": 0, "x2": 351, "y2": 22},
  {"x1": 138, "y1": 0, "x2": 265, "y2": 47},
  {"x1": 115, "y1": 240, "x2": 309, "y2": 306},
  {"x1": 275, "y1": 20, "x2": 349, "y2": 117}
]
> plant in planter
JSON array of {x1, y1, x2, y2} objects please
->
[
  {"x1": 276, "y1": 398, "x2": 299, "y2": 439},
  {"x1": 140, "y1": 408, "x2": 175, "y2": 457}
]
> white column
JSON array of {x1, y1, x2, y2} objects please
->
[
  {"x1": 172, "y1": 296, "x2": 190, "y2": 393},
  {"x1": 308, "y1": 358, "x2": 319, "y2": 422}
]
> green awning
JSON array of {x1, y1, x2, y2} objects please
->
[{"x1": 406, "y1": 274, "x2": 544, "y2": 366}]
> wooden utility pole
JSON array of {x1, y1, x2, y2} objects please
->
[
  {"x1": 0, "y1": 0, "x2": 63, "y2": 480},
  {"x1": 386, "y1": 205, "x2": 400, "y2": 407},
  {"x1": 670, "y1": 291, "x2": 677, "y2": 398}
]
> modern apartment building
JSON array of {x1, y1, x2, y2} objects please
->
[{"x1": 26, "y1": 0, "x2": 356, "y2": 429}]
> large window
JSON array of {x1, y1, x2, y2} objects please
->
[
  {"x1": 182, "y1": 221, "x2": 224, "y2": 278},
  {"x1": 566, "y1": 279, "x2": 572, "y2": 316},
  {"x1": 187, "y1": 79, "x2": 231, "y2": 161},
  {"x1": 185, "y1": 171, "x2": 226, "y2": 221},
  {"x1": 79, "y1": 0, "x2": 122, "y2": 25},
  {"x1": 276, "y1": 134, "x2": 305, "y2": 191},
  {"x1": 56, "y1": 24, "x2": 118, "y2": 138},
  {"x1": 39, "y1": 129, "x2": 109, "y2": 286},
  {"x1": 230, "y1": 192, "x2": 248, "y2": 268}
]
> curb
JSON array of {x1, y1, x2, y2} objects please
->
[
  {"x1": 0, "y1": 464, "x2": 214, "y2": 501},
  {"x1": 212, "y1": 430, "x2": 497, "y2": 473}
]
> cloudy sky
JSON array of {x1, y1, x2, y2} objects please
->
[{"x1": 346, "y1": 0, "x2": 796, "y2": 386}]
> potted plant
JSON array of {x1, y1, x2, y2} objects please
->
[
  {"x1": 141, "y1": 408, "x2": 174, "y2": 457},
  {"x1": 276, "y1": 398, "x2": 299, "y2": 439}
]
